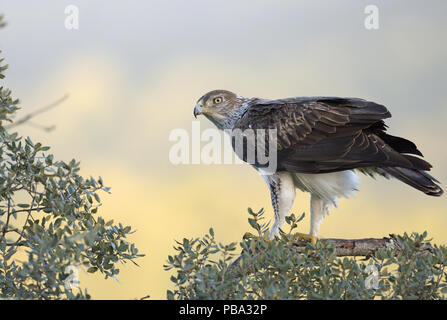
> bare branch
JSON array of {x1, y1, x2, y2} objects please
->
[
  {"x1": 5, "y1": 93, "x2": 69, "y2": 130},
  {"x1": 25, "y1": 121, "x2": 56, "y2": 132}
]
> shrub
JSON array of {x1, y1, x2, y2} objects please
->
[
  {"x1": 0, "y1": 27, "x2": 143, "y2": 299},
  {"x1": 165, "y1": 208, "x2": 447, "y2": 300}
]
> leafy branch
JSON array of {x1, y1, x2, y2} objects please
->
[
  {"x1": 0, "y1": 20, "x2": 144, "y2": 299},
  {"x1": 165, "y1": 208, "x2": 447, "y2": 300}
]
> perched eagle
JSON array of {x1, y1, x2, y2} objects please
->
[{"x1": 193, "y1": 90, "x2": 443, "y2": 242}]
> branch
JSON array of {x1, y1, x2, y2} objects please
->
[
  {"x1": 293, "y1": 236, "x2": 401, "y2": 257},
  {"x1": 5, "y1": 94, "x2": 69, "y2": 130},
  {"x1": 228, "y1": 234, "x2": 433, "y2": 271}
]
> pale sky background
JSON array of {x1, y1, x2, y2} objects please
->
[{"x1": 1, "y1": 0, "x2": 446, "y2": 299}]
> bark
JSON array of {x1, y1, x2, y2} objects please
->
[
  {"x1": 228, "y1": 234, "x2": 433, "y2": 271},
  {"x1": 292, "y1": 236, "x2": 397, "y2": 257}
]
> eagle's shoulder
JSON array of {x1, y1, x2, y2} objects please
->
[{"x1": 235, "y1": 96, "x2": 390, "y2": 130}]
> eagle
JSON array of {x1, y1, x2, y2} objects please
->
[{"x1": 193, "y1": 90, "x2": 443, "y2": 242}]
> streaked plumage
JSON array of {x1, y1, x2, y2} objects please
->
[{"x1": 193, "y1": 90, "x2": 443, "y2": 239}]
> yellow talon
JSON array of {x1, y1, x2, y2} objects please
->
[{"x1": 293, "y1": 232, "x2": 321, "y2": 245}]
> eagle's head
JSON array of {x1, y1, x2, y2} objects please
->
[{"x1": 194, "y1": 90, "x2": 246, "y2": 130}]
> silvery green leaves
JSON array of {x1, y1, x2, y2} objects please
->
[
  {"x1": 0, "y1": 52, "x2": 143, "y2": 300},
  {"x1": 0, "y1": 87, "x2": 19, "y2": 122},
  {"x1": 165, "y1": 209, "x2": 447, "y2": 300}
]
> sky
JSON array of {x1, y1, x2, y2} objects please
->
[{"x1": 1, "y1": 0, "x2": 446, "y2": 299}]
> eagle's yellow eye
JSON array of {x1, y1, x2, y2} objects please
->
[{"x1": 213, "y1": 97, "x2": 223, "y2": 104}]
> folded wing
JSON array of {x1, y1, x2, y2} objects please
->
[{"x1": 234, "y1": 97, "x2": 432, "y2": 174}]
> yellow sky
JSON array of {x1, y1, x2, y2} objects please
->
[{"x1": 2, "y1": 1, "x2": 447, "y2": 299}]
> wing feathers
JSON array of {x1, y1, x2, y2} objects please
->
[{"x1": 233, "y1": 96, "x2": 437, "y2": 176}]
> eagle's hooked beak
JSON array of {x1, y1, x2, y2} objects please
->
[{"x1": 194, "y1": 102, "x2": 205, "y2": 118}]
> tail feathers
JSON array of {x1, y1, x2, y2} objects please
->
[
  {"x1": 380, "y1": 167, "x2": 443, "y2": 196},
  {"x1": 403, "y1": 154, "x2": 432, "y2": 171},
  {"x1": 378, "y1": 132, "x2": 423, "y2": 157}
]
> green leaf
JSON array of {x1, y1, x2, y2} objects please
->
[{"x1": 87, "y1": 267, "x2": 98, "y2": 273}]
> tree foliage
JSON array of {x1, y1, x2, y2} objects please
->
[
  {"x1": 0, "y1": 22, "x2": 143, "y2": 299},
  {"x1": 165, "y1": 208, "x2": 447, "y2": 300}
]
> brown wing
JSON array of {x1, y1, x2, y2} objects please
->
[{"x1": 233, "y1": 97, "x2": 431, "y2": 173}]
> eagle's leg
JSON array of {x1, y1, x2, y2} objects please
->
[
  {"x1": 288, "y1": 195, "x2": 330, "y2": 244},
  {"x1": 309, "y1": 193, "x2": 330, "y2": 244},
  {"x1": 264, "y1": 172, "x2": 296, "y2": 239}
]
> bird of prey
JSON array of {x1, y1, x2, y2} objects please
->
[{"x1": 193, "y1": 90, "x2": 443, "y2": 242}]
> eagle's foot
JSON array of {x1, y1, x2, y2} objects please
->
[{"x1": 293, "y1": 232, "x2": 320, "y2": 245}]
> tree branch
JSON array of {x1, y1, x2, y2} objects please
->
[
  {"x1": 293, "y1": 236, "x2": 400, "y2": 257},
  {"x1": 228, "y1": 234, "x2": 433, "y2": 271},
  {"x1": 5, "y1": 94, "x2": 69, "y2": 130}
]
